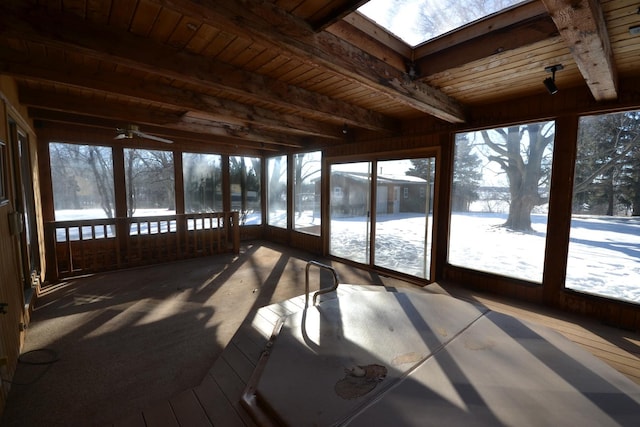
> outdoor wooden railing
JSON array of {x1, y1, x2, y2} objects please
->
[{"x1": 44, "y1": 212, "x2": 240, "y2": 280}]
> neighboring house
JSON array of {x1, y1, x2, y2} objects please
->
[{"x1": 327, "y1": 171, "x2": 432, "y2": 216}]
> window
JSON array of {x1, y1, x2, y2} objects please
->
[
  {"x1": 449, "y1": 121, "x2": 555, "y2": 283},
  {"x1": 329, "y1": 157, "x2": 435, "y2": 279},
  {"x1": 49, "y1": 142, "x2": 115, "y2": 220},
  {"x1": 183, "y1": 153, "x2": 222, "y2": 213},
  {"x1": 124, "y1": 148, "x2": 175, "y2": 217},
  {"x1": 293, "y1": 151, "x2": 321, "y2": 235},
  {"x1": 566, "y1": 111, "x2": 640, "y2": 304},
  {"x1": 358, "y1": 0, "x2": 525, "y2": 47},
  {"x1": 267, "y1": 155, "x2": 287, "y2": 228},
  {"x1": 230, "y1": 156, "x2": 261, "y2": 225},
  {"x1": 0, "y1": 140, "x2": 6, "y2": 204}
]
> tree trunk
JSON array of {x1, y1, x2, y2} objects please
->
[{"x1": 504, "y1": 195, "x2": 534, "y2": 231}]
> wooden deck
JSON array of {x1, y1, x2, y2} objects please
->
[{"x1": 111, "y1": 283, "x2": 640, "y2": 427}]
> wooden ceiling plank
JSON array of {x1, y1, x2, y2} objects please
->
[
  {"x1": 22, "y1": 90, "x2": 308, "y2": 147},
  {"x1": 86, "y1": 0, "x2": 112, "y2": 25},
  {"x1": 325, "y1": 20, "x2": 406, "y2": 71},
  {"x1": 167, "y1": 15, "x2": 203, "y2": 49},
  {"x1": 147, "y1": 6, "x2": 182, "y2": 43},
  {"x1": 35, "y1": 118, "x2": 277, "y2": 153},
  {"x1": 0, "y1": 1, "x2": 398, "y2": 132},
  {"x1": 185, "y1": 23, "x2": 220, "y2": 54},
  {"x1": 0, "y1": 48, "x2": 343, "y2": 139},
  {"x1": 305, "y1": 0, "x2": 368, "y2": 31},
  {"x1": 129, "y1": 0, "x2": 162, "y2": 37},
  {"x1": 145, "y1": 0, "x2": 466, "y2": 123},
  {"x1": 339, "y1": 12, "x2": 411, "y2": 58},
  {"x1": 541, "y1": 0, "x2": 618, "y2": 100},
  {"x1": 108, "y1": 0, "x2": 137, "y2": 30},
  {"x1": 414, "y1": 1, "x2": 550, "y2": 57},
  {"x1": 415, "y1": 16, "x2": 559, "y2": 78}
]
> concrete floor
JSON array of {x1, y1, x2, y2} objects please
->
[{"x1": 0, "y1": 241, "x2": 414, "y2": 427}]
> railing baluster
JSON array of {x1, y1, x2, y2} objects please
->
[{"x1": 46, "y1": 212, "x2": 238, "y2": 278}]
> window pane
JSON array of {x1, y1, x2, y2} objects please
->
[
  {"x1": 567, "y1": 111, "x2": 640, "y2": 303},
  {"x1": 183, "y1": 153, "x2": 222, "y2": 213},
  {"x1": 230, "y1": 156, "x2": 261, "y2": 225},
  {"x1": 294, "y1": 151, "x2": 321, "y2": 235},
  {"x1": 267, "y1": 155, "x2": 287, "y2": 228},
  {"x1": 359, "y1": 0, "x2": 525, "y2": 47},
  {"x1": 124, "y1": 148, "x2": 175, "y2": 217},
  {"x1": 49, "y1": 142, "x2": 115, "y2": 220},
  {"x1": 329, "y1": 162, "x2": 371, "y2": 264},
  {"x1": 375, "y1": 158, "x2": 434, "y2": 279},
  {"x1": 449, "y1": 121, "x2": 555, "y2": 283}
]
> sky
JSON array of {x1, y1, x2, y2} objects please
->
[{"x1": 358, "y1": 0, "x2": 525, "y2": 46}]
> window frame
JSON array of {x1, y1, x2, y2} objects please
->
[{"x1": 0, "y1": 139, "x2": 7, "y2": 206}]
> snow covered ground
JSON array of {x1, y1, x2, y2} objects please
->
[
  {"x1": 54, "y1": 208, "x2": 640, "y2": 304},
  {"x1": 331, "y1": 211, "x2": 640, "y2": 304}
]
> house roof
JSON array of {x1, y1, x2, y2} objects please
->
[
  {"x1": 332, "y1": 170, "x2": 426, "y2": 184},
  {"x1": 0, "y1": 0, "x2": 637, "y2": 151}
]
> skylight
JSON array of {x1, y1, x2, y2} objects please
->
[{"x1": 358, "y1": 0, "x2": 527, "y2": 47}]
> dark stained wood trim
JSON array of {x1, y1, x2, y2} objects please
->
[{"x1": 543, "y1": 115, "x2": 578, "y2": 305}]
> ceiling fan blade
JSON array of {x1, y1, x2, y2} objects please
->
[{"x1": 133, "y1": 130, "x2": 174, "y2": 144}]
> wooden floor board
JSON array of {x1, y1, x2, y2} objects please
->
[
  {"x1": 169, "y1": 389, "x2": 213, "y2": 427},
  {"x1": 230, "y1": 326, "x2": 266, "y2": 365},
  {"x1": 111, "y1": 411, "x2": 146, "y2": 427},
  {"x1": 113, "y1": 278, "x2": 640, "y2": 426},
  {"x1": 194, "y1": 375, "x2": 246, "y2": 427},
  {"x1": 210, "y1": 356, "x2": 258, "y2": 427},
  {"x1": 141, "y1": 401, "x2": 179, "y2": 427},
  {"x1": 222, "y1": 341, "x2": 259, "y2": 385}
]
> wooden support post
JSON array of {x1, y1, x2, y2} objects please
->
[{"x1": 232, "y1": 211, "x2": 240, "y2": 254}]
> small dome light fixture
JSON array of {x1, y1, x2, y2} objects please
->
[{"x1": 543, "y1": 64, "x2": 564, "y2": 95}]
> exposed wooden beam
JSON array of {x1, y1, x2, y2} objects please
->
[
  {"x1": 148, "y1": 0, "x2": 466, "y2": 123},
  {"x1": 307, "y1": 0, "x2": 369, "y2": 31},
  {"x1": 0, "y1": 1, "x2": 398, "y2": 133},
  {"x1": 0, "y1": 46, "x2": 344, "y2": 140},
  {"x1": 19, "y1": 88, "x2": 311, "y2": 148},
  {"x1": 36, "y1": 121, "x2": 272, "y2": 154},
  {"x1": 541, "y1": 0, "x2": 618, "y2": 101},
  {"x1": 414, "y1": 1, "x2": 550, "y2": 58},
  {"x1": 415, "y1": 16, "x2": 558, "y2": 77}
]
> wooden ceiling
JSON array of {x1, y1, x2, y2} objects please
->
[{"x1": 1, "y1": 0, "x2": 639, "y2": 152}]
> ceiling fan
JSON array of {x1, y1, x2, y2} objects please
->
[{"x1": 114, "y1": 124, "x2": 173, "y2": 144}]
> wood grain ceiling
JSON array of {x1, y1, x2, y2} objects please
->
[{"x1": 0, "y1": 0, "x2": 638, "y2": 152}]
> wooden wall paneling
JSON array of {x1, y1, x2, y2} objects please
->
[{"x1": 290, "y1": 231, "x2": 322, "y2": 255}]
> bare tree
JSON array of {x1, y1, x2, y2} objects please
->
[{"x1": 480, "y1": 122, "x2": 554, "y2": 231}]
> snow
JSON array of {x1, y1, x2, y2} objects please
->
[
  {"x1": 54, "y1": 209, "x2": 640, "y2": 304},
  {"x1": 331, "y1": 212, "x2": 640, "y2": 304}
]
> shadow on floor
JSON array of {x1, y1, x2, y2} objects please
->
[{"x1": 1, "y1": 241, "x2": 403, "y2": 427}]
